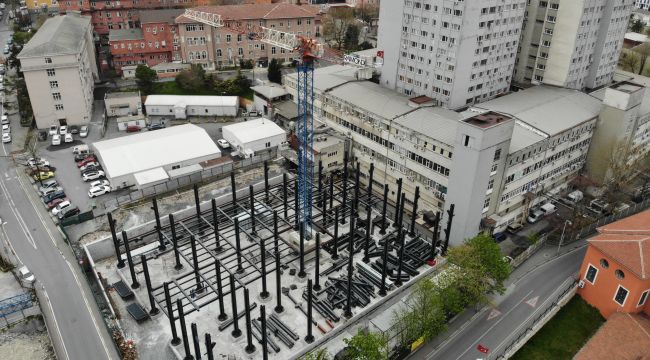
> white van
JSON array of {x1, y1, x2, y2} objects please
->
[
  {"x1": 72, "y1": 144, "x2": 90, "y2": 155},
  {"x1": 540, "y1": 203, "x2": 557, "y2": 215},
  {"x1": 562, "y1": 190, "x2": 583, "y2": 205}
]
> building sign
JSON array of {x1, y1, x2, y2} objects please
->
[{"x1": 343, "y1": 54, "x2": 367, "y2": 66}]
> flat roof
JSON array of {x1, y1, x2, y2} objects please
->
[
  {"x1": 394, "y1": 107, "x2": 463, "y2": 146},
  {"x1": 134, "y1": 167, "x2": 169, "y2": 186},
  {"x1": 138, "y1": 8, "x2": 184, "y2": 25},
  {"x1": 144, "y1": 95, "x2": 238, "y2": 107},
  {"x1": 108, "y1": 28, "x2": 144, "y2": 42},
  {"x1": 222, "y1": 118, "x2": 286, "y2": 144},
  {"x1": 151, "y1": 62, "x2": 190, "y2": 71},
  {"x1": 312, "y1": 135, "x2": 344, "y2": 152},
  {"x1": 251, "y1": 85, "x2": 289, "y2": 99},
  {"x1": 328, "y1": 81, "x2": 414, "y2": 120},
  {"x1": 477, "y1": 85, "x2": 602, "y2": 136},
  {"x1": 286, "y1": 64, "x2": 363, "y2": 92},
  {"x1": 93, "y1": 124, "x2": 221, "y2": 179},
  {"x1": 509, "y1": 123, "x2": 546, "y2": 153},
  {"x1": 105, "y1": 91, "x2": 140, "y2": 100},
  {"x1": 463, "y1": 111, "x2": 512, "y2": 129}
]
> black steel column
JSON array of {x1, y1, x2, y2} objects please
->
[
  {"x1": 344, "y1": 215, "x2": 355, "y2": 318},
  {"x1": 367, "y1": 163, "x2": 374, "y2": 205},
  {"x1": 378, "y1": 232, "x2": 390, "y2": 297},
  {"x1": 321, "y1": 184, "x2": 328, "y2": 228},
  {"x1": 170, "y1": 214, "x2": 182, "y2": 270},
  {"x1": 190, "y1": 235, "x2": 203, "y2": 293},
  {"x1": 260, "y1": 305, "x2": 269, "y2": 360},
  {"x1": 298, "y1": 222, "x2": 306, "y2": 278},
  {"x1": 230, "y1": 274, "x2": 242, "y2": 337},
  {"x1": 294, "y1": 178, "x2": 300, "y2": 230},
  {"x1": 230, "y1": 172, "x2": 237, "y2": 204},
  {"x1": 379, "y1": 184, "x2": 389, "y2": 235},
  {"x1": 283, "y1": 173, "x2": 289, "y2": 219},
  {"x1": 395, "y1": 228, "x2": 405, "y2": 287},
  {"x1": 177, "y1": 298, "x2": 192, "y2": 360},
  {"x1": 329, "y1": 175, "x2": 334, "y2": 209},
  {"x1": 305, "y1": 279, "x2": 315, "y2": 343},
  {"x1": 313, "y1": 233, "x2": 321, "y2": 291},
  {"x1": 431, "y1": 212, "x2": 440, "y2": 260},
  {"x1": 215, "y1": 260, "x2": 227, "y2": 321},
  {"x1": 274, "y1": 210, "x2": 284, "y2": 313},
  {"x1": 393, "y1": 178, "x2": 403, "y2": 227},
  {"x1": 442, "y1": 204, "x2": 455, "y2": 255},
  {"x1": 234, "y1": 218, "x2": 244, "y2": 274},
  {"x1": 122, "y1": 231, "x2": 139, "y2": 289},
  {"x1": 363, "y1": 203, "x2": 372, "y2": 263},
  {"x1": 249, "y1": 184, "x2": 257, "y2": 236},
  {"x1": 212, "y1": 199, "x2": 222, "y2": 252},
  {"x1": 193, "y1": 184, "x2": 201, "y2": 233},
  {"x1": 264, "y1": 160, "x2": 269, "y2": 204},
  {"x1": 191, "y1": 323, "x2": 201, "y2": 360},
  {"x1": 140, "y1": 255, "x2": 159, "y2": 315},
  {"x1": 205, "y1": 333, "x2": 215, "y2": 360},
  {"x1": 164, "y1": 282, "x2": 180, "y2": 345},
  {"x1": 341, "y1": 151, "x2": 348, "y2": 225},
  {"x1": 152, "y1": 198, "x2": 166, "y2": 250},
  {"x1": 107, "y1": 213, "x2": 125, "y2": 268},
  {"x1": 317, "y1": 160, "x2": 323, "y2": 207},
  {"x1": 244, "y1": 288, "x2": 255, "y2": 353},
  {"x1": 354, "y1": 162, "x2": 361, "y2": 213},
  {"x1": 409, "y1": 186, "x2": 420, "y2": 237},
  {"x1": 260, "y1": 237, "x2": 269, "y2": 299},
  {"x1": 332, "y1": 208, "x2": 339, "y2": 260}
]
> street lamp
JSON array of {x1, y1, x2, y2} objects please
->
[{"x1": 557, "y1": 219, "x2": 572, "y2": 255}]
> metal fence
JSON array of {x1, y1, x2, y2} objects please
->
[
  {"x1": 491, "y1": 277, "x2": 577, "y2": 359},
  {"x1": 104, "y1": 150, "x2": 276, "y2": 210},
  {"x1": 510, "y1": 232, "x2": 552, "y2": 269},
  {"x1": 0, "y1": 291, "x2": 37, "y2": 328}
]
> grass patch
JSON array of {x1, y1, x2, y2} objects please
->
[
  {"x1": 151, "y1": 81, "x2": 217, "y2": 96},
  {"x1": 511, "y1": 296, "x2": 604, "y2": 360}
]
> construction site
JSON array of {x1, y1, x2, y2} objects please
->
[{"x1": 83, "y1": 153, "x2": 452, "y2": 360}]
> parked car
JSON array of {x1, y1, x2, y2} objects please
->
[
  {"x1": 79, "y1": 125, "x2": 88, "y2": 138},
  {"x1": 51, "y1": 134, "x2": 61, "y2": 146},
  {"x1": 1, "y1": 115, "x2": 8, "y2": 124},
  {"x1": 64, "y1": 133, "x2": 73, "y2": 143},
  {"x1": 540, "y1": 202, "x2": 557, "y2": 215},
  {"x1": 527, "y1": 209, "x2": 545, "y2": 224},
  {"x1": 28, "y1": 166, "x2": 55, "y2": 176},
  {"x1": 89, "y1": 179, "x2": 110, "y2": 188},
  {"x1": 79, "y1": 162, "x2": 100, "y2": 172},
  {"x1": 126, "y1": 125, "x2": 141, "y2": 133},
  {"x1": 587, "y1": 199, "x2": 611, "y2": 216},
  {"x1": 217, "y1": 139, "x2": 230, "y2": 149},
  {"x1": 69, "y1": 125, "x2": 79, "y2": 134},
  {"x1": 46, "y1": 197, "x2": 68, "y2": 210},
  {"x1": 1, "y1": 133, "x2": 9, "y2": 143},
  {"x1": 49, "y1": 125, "x2": 58, "y2": 136},
  {"x1": 33, "y1": 171, "x2": 55, "y2": 181},
  {"x1": 51, "y1": 200, "x2": 72, "y2": 216},
  {"x1": 27, "y1": 158, "x2": 50, "y2": 168},
  {"x1": 77, "y1": 157, "x2": 97, "y2": 168},
  {"x1": 88, "y1": 185, "x2": 111, "y2": 198},
  {"x1": 40, "y1": 186, "x2": 63, "y2": 197},
  {"x1": 492, "y1": 232, "x2": 507, "y2": 243},
  {"x1": 83, "y1": 170, "x2": 105, "y2": 182},
  {"x1": 72, "y1": 144, "x2": 90, "y2": 154},
  {"x1": 18, "y1": 266, "x2": 35, "y2": 284},
  {"x1": 42, "y1": 190, "x2": 66, "y2": 204},
  {"x1": 1, "y1": 124, "x2": 9, "y2": 133},
  {"x1": 248, "y1": 110, "x2": 259, "y2": 117},
  {"x1": 38, "y1": 179, "x2": 58, "y2": 192},
  {"x1": 58, "y1": 206, "x2": 80, "y2": 220},
  {"x1": 506, "y1": 223, "x2": 523, "y2": 234},
  {"x1": 59, "y1": 125, "x2": 67, "y2": 135},
  {"x1": 74, "y1": 153, "x2": 95, "y2": 162},
  {"x1": 147, "y1": 123, "x2": 165, "y2": 131},
  {"x1": 560, "y1": 190, "x2": 584, "y2": 206}
]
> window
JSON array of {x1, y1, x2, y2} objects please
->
[
  {"x1": 55, "y1": 104, "x2": 64, "y2": 111},
  {"x1": 45, "y1": 57, "x2": 52, "y2": 64},
  {"x1": 600, "y1": 259, "x2": 609, "y2": 268},
  {"x1": 615, "y1": 269, "x2": 625, "y2": 279},
  {"x1": 52, "y1": 93, "x2": 61, "y2": 101},
  {"x1": 49, "y1": 81, "x2": 58, "y2": 89},
  {"x1": 46, "y1": 69, "x2": 56, "y2": 76},
  {"x1": 585, "y1": 264, "x2": 598, "y2": 284},
  {"x1": 494, "y1": 148, "x2": 501, "y2": 161},
  {"x1": 639, "y1": 290, "x2": 649, "y2": 307},
  {"x1": 172, "y1": 165, "x2": 180, "y2": 170},
  {"x1": 614, "y1": 285, "x2": 629, "y2": 306}
]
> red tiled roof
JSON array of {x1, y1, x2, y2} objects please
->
[
  {"x1": 574, "y1": 312, "x2": 650, "y2": 360},
  {"x1": 176, "y1": 3, "x2": 320, "y2": 24},
  {"x1": 589, "y1": 210, "x2": 650, "y2": 280}
]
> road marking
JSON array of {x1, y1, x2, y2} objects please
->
[
  {"x1": 525, "y1": 296, "x2": 539, "y2": 308},
  {"x1": 452, "y1": 289, "x2": 534, "y2": 360},
  {"x1": 0, "y1": 172, "x2": 37, "y2": 249},
  {"x1": 487, "y1": 308, "x2": 501, "y2": 320},
  {"x1": 14, "y1": 170, "x2": 58, "y2": 248},
  {"x1": 42, "y1": 286, "x2": 71, "y2": 360}
]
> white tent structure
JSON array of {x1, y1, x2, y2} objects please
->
[{"x1": 222, "y1": 118, "x2": 286, "y2": 158}]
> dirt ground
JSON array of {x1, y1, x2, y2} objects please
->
[{"x1": 0, "y1": 316, "x2": 56, "y2": 360}]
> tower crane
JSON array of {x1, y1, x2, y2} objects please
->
[{"x1": 183, "y1": 9, "x2": 341, "y2": 239}]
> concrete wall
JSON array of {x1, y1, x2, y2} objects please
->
[
  {"x1": 145, "y1": 103, "x2": 238, "y2": 118},
  {"x1": 104, "y1": 93, "x2": 141, "y2": 117}
]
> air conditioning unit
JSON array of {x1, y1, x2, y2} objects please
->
[{"x1": 578, "y1": 280, "x2": 585, "y2": 288}]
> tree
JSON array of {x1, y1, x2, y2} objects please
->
[
  {"x1": 323, "y1": 7, "x2": 356, "y2": 50},
  {"x1": 268, "y1": 58, "x2": 282, "y2": 84},
  {"x1": 631, "y1": 18, "x2": 644, "y2": 33},
  {"x1": 302, "y1": 349, "x2": 330, "y2": 360},
  {"x1": 135, "y1": 65, "x2": 157, "y2": 94},
  {"x1": 393, "y1": 278, "x2": 447, "y2": 347},
  {"x1": 632, "y1": 42, "x2": 650, "y2": 75},
  {"x1": 176, "y1": 64, "x2": 206, "y2": 91},
  {"x1": 344, "y1": 24, "x2": 360, "y2": 51},
  {"x1": 619, "y1": 51, "x2": 640, "y2": 73},
  {"x1": 357, "y1": 4, "x2": 379, "y2": 24},
  {"x1": 359, "y1": 41, "x2": 374, "y2": 50},
  {"x1": 343, "y1": 329, "x2": 388, "y2": 360}
]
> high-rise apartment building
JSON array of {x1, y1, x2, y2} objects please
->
[
  {"x1": 514, "y1": 0, "x2": 633, "y2": 90},
  {"x1": 635, "y1": 0, "x2": 650, "y2": 10},
  {"x1": 378, "y1": 0, "x2": 526, "y2": 110}
]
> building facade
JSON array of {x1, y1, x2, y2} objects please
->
[
  {"x1": 18, "y1": 14, "x2": 98, "y2": 129},
  {"x1": 27, "y1": 0, "x2": 59, "y2": 11},
  {"x1": 635, "y1": 0, "x2": 650, "y2": 10},
  {"x1": 377, "y1": 0, "x2": 526, "y2": 109},
  {"x1": 514, "y1": 0, "x2": 633, "y2": 90},
  {"x1": 175, "y1": 3, "x2": 319, "y2": 70}
]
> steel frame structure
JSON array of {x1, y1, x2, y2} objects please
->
[{"x1": 296, "y1": 63, "x2": 315, "y2": 238}]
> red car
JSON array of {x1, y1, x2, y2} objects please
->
[
  {"x1": 77, "y1": 157, "x2": 97, "y2": 168},
  {"x1": 47, "y1": 197, "x2": 68, "y2": 210},
  {"x1": 126, "y1": 125, "x2": 141, "y2": 133}
]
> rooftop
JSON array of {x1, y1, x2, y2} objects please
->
[
  {"x1": 286, "y1": 64, "x2": 364, "y2": 92},
  {"x1": 328, "y1": 81, "x2": 414, "y2": 120},
  {"x1": 394, "y1": 106, "x2": 463, "y2": 146},
  {"x1": 588, "y1": 210, "x2": 650, "y2": 280},
  {"x1": 463, "y1": 111, "x2": 512, "y2": 129},
  {"x1": 477, "y1": 85, "x2": 602, "y2": 136},
  {"x1": 139, "y1": 8, "x2": 184, "y2": 24},
  {"x1": 92, "y1": 124, "x2": 221, "y2": 179},
  {"x1": 312, "y1": 135, "x2": 344, "y2": 152},
  {"x1": 251, "y1": 84, "x2": 289, "y2": 99},
  {"x1": 104, "y1": 91, "x2": 140, "y2": 100},
  {"x1": 18, "y1": 14, "x2": 92, "y2": 58},
  {"x1": 177, "y1": 3, "x2": 320, "y2": 23},
  {"x1": 151, "y1": 62, "x2": 190, "y2": 71},
  {"x1": 221, "y1": 118, "x2": 286, "y2": 144},
  {"x1": 574, "y1": 312, "x2": 650, "y2": 360},
  {"x1": 144, "y1": 95, "x2": 238, "y2": 107},
  {"x1": 108, "y1": 28, "x2": 144, "y2": 42},
  {"x1": 598, "y1": 71, "x2": 650, "y2": 115},
  {"x1": 609, "y1": 81, "x2": 645, "y2": 94}
]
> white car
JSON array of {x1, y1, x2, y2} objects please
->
[
  {"x1": 217, "y1": 139, "x2": 231, "y2": 149},
  {"x1": 49, "y1": 125, "x2": 58, "y2": 136},
  {"x1": 79, "y1": 125, "x2": 88, "y2": 138},
  {"x1": 51, "y1": 200, "x2": 72, "y2": 215},
  {"x1": 59, "y1": 125, "x2": 67, "y2": 135},
  {"x1": 89, "y1": 179, "x2": 110, "y2": 188},
  {"x1": 40, "y1": 186, "x2": 63, "y2": 197},
  {"x1": 51, "y1": 134, "x2": 61, "y2": 146},
  {"x1": 79, "y1": 161, "x2": 99, "y2": 172},
  {"x1": 88, "y1": 185, "x2": 111, "y2": 198},
  {"x1": 1, "y1": 133, "x2": 9, "y2": 143},
  {"x1": 1, "y1": 124, "x2": 9, "y2": 133},
  {"x1": 1, "y1": 115, "x2": 8, "y2": 124},
  {"x1": 64, "y1": 133, "x2": 73, "y2": 143},
  {"x1": 83, "y1": 170, "x2": 105, "y2": 182},
  {"x1": 18, "y1": 266, "x2": 35, "y2": 284},
  {"x1": 27, "y1": 158, "x2": 50, "y2": 168}
]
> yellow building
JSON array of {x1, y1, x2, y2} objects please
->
[{"x1": 25, "y1": 0, "x2": 58, "y2": 10}]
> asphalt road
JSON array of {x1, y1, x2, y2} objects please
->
[{"x1": 419, "y1": 245, "x2": 587, "y2": 360}]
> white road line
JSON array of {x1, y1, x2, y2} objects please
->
[
  {"x1": 42, "y1": 286, "x2": 71, "y2": 360},
  {"x1": 0, "y1": 173, "x2": 37, "y2": 249},
  {"x1": 453, "y1": 289, "x2": 534, "y2": 360},
  {"x1": 14, "y1": 170, "x2": 58, "y2": 248}
]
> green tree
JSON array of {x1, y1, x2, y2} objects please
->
[
  {"x1": 135, "y1": 65, "x2": 157, "y2": 94},
  {"x1": 633, "y1": 42, "x2": 650, "y2": 75},
  {"x1": 619, "y1": 51, "x2": 640, "y2": 72},
  {"x1": 631, "y1": 18, "x2": 644, "y2": 33},
  {"x1": 447, "y1": 233, "x2": 511, "y2": 295},
  {"x1": 268, "y1": 58, "x2": 282, "y2": 84},
  {"x1": 176, "y1": 64, "x2": 206, "y2": 91},
  {"x1": 343, "y1": 329, "x2": 388, "y2": 360},
  {"x1": 302, "y1": 348, "x2": 331, "y2": 360},
  {"x1": 344, "y1": 24, "x2": 360, "y2": 50},
  {"x1": 393, "y1": 278, "x2": 447, "y2": 346},
  {"x1": 323, "y1": 7, "x2": 356, "y2": 50}
]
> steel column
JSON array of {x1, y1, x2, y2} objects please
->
[
  {"x1": 409, "y1": 186, "x2": 420, "y2": 237},
  {"x1": 170, "y1": 213, "x2": 182, "y2": 270},
  {"x1": 244, "y1": 288, "x2": 256, "y2": 353},
  {"x1": 122, "y1": 231, "x2": 139, "y2": 289},
  {"x1": 249, "y1": 184, "x2": 256, "y2": 236},
  {"x1": 313, "y1": 233, "x2": 321, "y2": 291},
  {"x1": 230, "y1": 274, "x2": 242, "y2": 337},
  {"x1": 379, "y1": 184, "x2": 389, "y2": 235},
  {"x1": 177, "y1": 298, "x2": 193, "y2": 360},
  {"x1": 298, "y1": 222, "x2": 306, "y2": 278},
  {"x1": 212, "y1": 199, "x2": 222, "y2": 252},
  {"x1": 260, "y1": 305, "x2": 268, "y2": 360},
  {"x1": 164, "y1": 282, "x2": 181, "y2": 345},
  {"x1": 363, "y1": 203, "x2": 372, "y2": 263},
  {"x1": 332, "y1": 208, "x2": 339, "y2": 260},
  {"x1": 190, "y1": 235, "x2": 203, "y2": 294},
  {"x1": 260, "y1": 236, "x2": 269, "y2": 299},
  {"x1": 341, "y1": 151, "x2": 348, "y2": 225},
  {"x1": 215, "y1": 260, "x2": 227, "y2": 321},
  {"x1": 393, "y1": 178, "x2": 403, "y2": 227},
  {"x1": 305, "y1": 279, "x2": 315, "y2": 343},
  {"x1": 234, "y1": 218, "x2": 244, "y2": 274},
  {"x1": 107, "y1": 213, "x2": 125, "y2": 268},
  {"x1": 152, "y1": 198, "x2": 166, "y2": 250},
  {"x1": 140, "y1": 255, "x2": 159, "y2": 315},
  {"x1": 191, "y1": 323, "x2": 201, "y2": 360},
  {"x1": 264, "y1": 160, "x2": 269, "y2": 204},
  {"x1": 443, "y1": 204, "x2": 455, "y2": 255}
]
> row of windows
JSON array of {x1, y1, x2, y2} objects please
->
[
  {"x1": 113, "y1": 40, "x2": 167, "y2": 50},
  {"x1": 585, "y1": 263, "x2": 649, "y2": 307}
]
